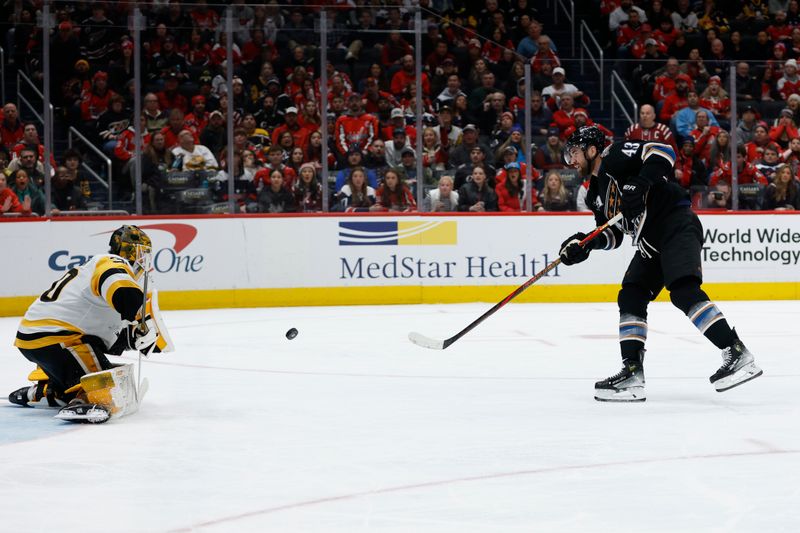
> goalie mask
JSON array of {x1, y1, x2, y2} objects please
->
[
  {"x1": 564, "y1": 125, "x2": 606, "y2": 170},
  {"x1": 109, "y1": 225, "x2": 152, "y2": 278}
]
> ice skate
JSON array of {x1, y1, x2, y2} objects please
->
[
  {"x1": 710, "y1": 337, "x2": 762, "y2": 392},
  {"x1": 8, "y1": 382, "x2": 64, "y2": 408},
  {"x1": 595, "y1": 352, "x2": 646, "y2": 402},
  {"x1": 55, "y1": 400, "x2": 110, "y2": 424}
]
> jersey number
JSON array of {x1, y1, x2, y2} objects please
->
[
  {"x1": 40, "y1": 268, "x2": 78, "y2": 302},
  {"x1": 621, "y1": 142, "x2": 640, "y2": 157}
]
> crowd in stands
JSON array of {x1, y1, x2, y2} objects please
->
[{"x1": 1, "y1": 0, "x2": 800, "y2": 215}]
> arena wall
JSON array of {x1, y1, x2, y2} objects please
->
[{"x1": 1, "y1": 212, "x2": 798, "y2": 316}]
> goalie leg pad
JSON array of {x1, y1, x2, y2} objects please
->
[{"x1": 78, "y1": 363, "x2": 140, "y2": 419}]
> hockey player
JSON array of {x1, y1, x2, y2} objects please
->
[
  {"x1": 8, "y1": 225, "x2": 158, "y2": 421},
  {"x1": 558, "y1": 126, "x2": 762, "y2": 402}
]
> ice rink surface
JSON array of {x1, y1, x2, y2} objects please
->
[{"x1": 1, "y1": 300, "x2": 798, "y2": 532}]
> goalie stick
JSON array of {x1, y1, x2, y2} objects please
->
[{"x1": 408, "y1": 212, "x2": 624, "y2": 350}]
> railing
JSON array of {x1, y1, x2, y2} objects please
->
[
  {"x1": 579, "y1": 21, "x2": 604, "y2": 110},
  {"x1": 68, "y1": 127, "x2": 114, "y2": 209},
  {"x1": 610, "y1": 71, "x2": 637, "y2": 131},
  {"x1": 0, "y1": 45, "x2": 5, "y2": 105},
  {"x1": 17, "y1": 71, "x2": 54, "y2": 126},
  {"x1": 51, "y1": 210, "x2": 130, "y2": 217},
  {"x1": 554, "y1": 0, "x2": 576, "y2": 55}
]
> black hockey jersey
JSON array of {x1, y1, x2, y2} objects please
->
[{"x1": 586, "y1": 140, "x2": 688, "y2": 250}]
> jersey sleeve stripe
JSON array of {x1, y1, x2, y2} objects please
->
[
  {"x1": 97, "y1": 268, "x2": 131, "y2": 295},
  {"x1": 103, "y1": 279, "x2": 141, "y2": 307},
  {"x1": 642, "y1": 143, "x2": 676, "y2": 166},
  {"x1": 91, "y1": 257, "x2": 136, "y2": 296},
  {"x1": 19, "y1": 318, "x2": 84, "y2": 334}
]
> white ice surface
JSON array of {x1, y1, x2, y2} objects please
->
[{"x1": 0, "y1": 301, "x2": 798, "y2": 532}]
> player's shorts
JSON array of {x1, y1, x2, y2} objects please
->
[
  {"x1": 622, "y1": 206, "x2": 703, "y2": 299},
  {"x1": 17, "y1": 335, "x2": 113, "y2": 396}
]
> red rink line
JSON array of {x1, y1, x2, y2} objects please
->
[{"x1": 171, "y1": 448, "x2": 800, "y2": 532}]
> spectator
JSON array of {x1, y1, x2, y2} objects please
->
[
  {"x1": 551, "y1": 94, "x2": 588, "y2": 139},
  {"x1": 454, "y1": 145, "x2": 497, "y2": 189},
  {"x1": 754, "y1": 144, "x2": 783, "y2": 182},
  {"x1": 709, "y1": 146, "x2": 768, "y2": 186},
  {"x1": 534, "y1": 127, "x2": 566, "y2": 169},
  {"x1": 659, "y1": 77, "x2": 691, "y2": 123},
  {"x1": 293, "y1": 163, "x2": 323, "y2": 213},
  {"x1": 467, "y1": 71, "x2": 500, "y2": 113},
  {"x1": 709, "y1": 129, "x2": 732, "y2": 168},
  {"x1": 575, "y1": 176, "x2": 591, "y2": 211},
  {"x1": 141, "y1": 131, "x2": 174, "y2": 213},
  {"x1": 625, "y1": 104, "x2": 678, "y2": 152},
  {"x1": 79, "y1": 4, "x2": 118, "y2": 66},
  {"x1": 363, "y1": 139, "x2": 389, "y2": 175},
  {"x1": 97, "y1": 95, "x2": 130, "y2": 155},
  {"x1": 671, "y1": 0, "x2": 700, "y2": 33},
  {"x1": 542, "y1": 67, "x2": 587, "y2": 109},
  {"x1": 334, "y1": 96, "x2": 378, "y2": 160},
  {"x1": 704, "y1": 38, "x2": 729, "y2": 80},
  {"x1": 421, "y1": 127, "x2": 447, "y2": 171},
  {"x1": 674, "y1": 138, "x2": 708, "y2": 189},
  {"x1": 172, "y1": 130, "x2": 219, "y2": 171},
  {"x1": 769, "y1": 108, "x2": 799, "y2": 148},
  {"x1": 436, "y1": 73, "x2": 467, "y2": 110},
  {"x1": 143, "y1": 93, "x2": 169, "y2": 133},
  {"x1": 433, "y1": 105, "x2": 463, "y2": 150},
  {"x1": 185, "y1": 96, "x2": 209, "y2": 137},
  {"x1": 706, "y1": 180, "x2": 732, "y2": 209},
  {"x1": 680, "y1": 48, "x2": 710, "y2": 83},
  {"x1": 745, "y1": 125, "x2": 774, "y2": 162},
  {"x1": 199, "y1": 110, "x2": 226, "y2": 158},
  {"x1": 335, "y1": 148, "x2": 378, "y2": 191},
  {"x1": 674, "y1": 91, "x2": 720, "y2": 140},
  {"x1": 382, "y1": 108, "x2": 416, "y2": 144},
  {"x1": 391, "y1": 55, "x2": 430, "y2": 97},
  {"x1": 517, "y1": 21, "x2": 554, "y2": 59},
  {"x1": 449, "y1": 124, "x2": 494, "y2": 168},
  {"x1": 13, "y1": 124, "x2": 55, "y2": 167},
  {"x1": 157, "y1": 72, "x2": 189, "y2": 115},
  {"x1": 762, "y1": 164, "x2": 800, "y2": 210},
  {"x1": 457, "y1": 165, "x2": 499, "y2": 212},
  {"x1": 609, "y1": 0, "x2": 648, "y2": 32},
  {"x1": 698, "y1": 76, "x2": 731, "y2": 124},
  {"x1": 497, "y1": 162, "x2": 539, "y2": 211},
  {"x1": 253, "y1": 169, "x2": 295, "y2": 213},
  {"x1": 423, "y1": 175, "x2": 460, "y2": 212},
  {"x1": 690, "y1": 110, "x2": 720, "y2": 163},
  {"x1": 531, "y1": 35, "x2": 560, "y2": 74},
  {"x1": 394, "y1": 147, "x2": 433, "y2": 192},
  {"x1": 0, "y1": 103, "x2": 25, "y2": 149},
  {"x1": 374, "y1": 168, "x2": 417, "y2": 212},
  {"x1": 735, "y1": 62, "x2": 761, "y2": 104},
  {"x1": 258, "y1": 146, "x2": 298, "y2": 190},
  {"x1": 777, "y1": 59, "x2": 800, "y2": 101},
  {"x1": 9, "y1": 169, "x2": 44, "y2": 214},
  {"x1": 385, "y1": 128, "x2": 413, "y2": 168},
  {"x1": 736, "y1": 104, "x2": 759, "y2": 144},
  {"x1": 62, "y1": 148, "x2": 91, "y2": 202},
  {"x1": 334, "y1": 167, "x2": 377, "y2": 212},
  {"x1": 7, "y1": 148, "x2": 46, "y2": 187},
  {"x1": 781, "y1": 136, "x2": 800, "y2": 175},
  {"x1": 161, "y1": 109, "x2": 189, "y2": 150},
  {"x1": 541, "y1": 170, "x2": 573, "y2": 211},
  {"x1": 0, "y1": 173, "x2": 26, "y2": 214},
  {"x1": 51, "y1": 166, "x2": 87, "y2": 214},
  {"x1": 495, "y1": 128, "x2": 526, "y2": 163}
]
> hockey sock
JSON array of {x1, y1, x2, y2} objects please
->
[
  {"x1": 686, "y1": 301, "x2": 736, "y2": 349},
  {"x1": 669, "y1": 278, "x2": 737, "y2": 350},
  {"x1": 619, "y1": 313, "x2": 647, "y2": 362}
]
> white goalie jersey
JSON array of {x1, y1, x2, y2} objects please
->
[{"x1": 16, "y1": 254, "x2": 143, "y2": 351}]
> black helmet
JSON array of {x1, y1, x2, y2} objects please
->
[{"x1": 564, "y1": 125, "x2": 605, "y2": 157}]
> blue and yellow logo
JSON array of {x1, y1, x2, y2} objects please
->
[{"x1": 339, "y1": 221, "x2": 457, "y2": 246}]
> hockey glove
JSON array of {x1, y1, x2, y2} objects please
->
[
  {"x1": 559, "y1": 232, "x2": 591, "y2": 266},
  {"x1": 620, "y1": 178, "x2": 649, "y2": 234},
  {"x1": 133, "y1": 321, "x2": 158, "y2": 355}
]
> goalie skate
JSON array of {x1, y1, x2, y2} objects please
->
[
  {"x1": 55, "y1": 402, "x2": 110, "y2": 424},
  {"x1": 710, "y1": 339, "x2": 763, "y2": 392},
  {"x1": 595, "y1": 354, "x2": 646, "y2": 402}
]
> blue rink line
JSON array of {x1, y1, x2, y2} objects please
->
[{"x1": 0, "y1": 403, "x2": 73, "y2": 445}]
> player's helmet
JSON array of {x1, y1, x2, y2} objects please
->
[
  {"x1": 564, "y1": 125, "x2": 606, "y2": 165},
  {"x1": 109, "y1": 225, "x2": 152, "y2": 278}
]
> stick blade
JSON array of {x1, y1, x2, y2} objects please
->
[{"x1": 408, "y1": 331, "x2": 446, "y2": 350}]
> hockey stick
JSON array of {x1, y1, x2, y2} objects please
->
[
  {"x1": 408, "y1": 212, "x2": 624, "y2": 350},
  {"x1": 137, "y1": 251, "x2": 151, "y2": 395}
]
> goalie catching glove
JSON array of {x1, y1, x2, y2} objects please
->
[
  {"x1": 559, "y1": 232, "x2": 591, "y2": 266},
  {"x1": 109, "y1": 320, "x2": 157, "y2": 355}
]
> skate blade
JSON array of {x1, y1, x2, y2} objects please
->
[
  {"x1": 594, "y1": 387, "x2": 646, "y2": 402},
  {"x1": 714, "y1": 364, "x2": 763, "y2": 392},
  {"x1": 55, "y1": 406, "x2": 110, "y2": 424}
]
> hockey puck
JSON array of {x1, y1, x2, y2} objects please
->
[{"x1": 285, "y1": 327, "x2": 298, "y2": 340}]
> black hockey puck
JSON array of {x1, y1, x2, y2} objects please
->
[{"x1": 285, "y1": 327, "x2": 298, "y2": 340}]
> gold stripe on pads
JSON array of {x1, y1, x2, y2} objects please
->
[
  {"x1": 2, "y1": 282, "x2": 800, "y2": 315},
  {"x1": 15, "y1": 333, "x2": 83, "y2": 350}
]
